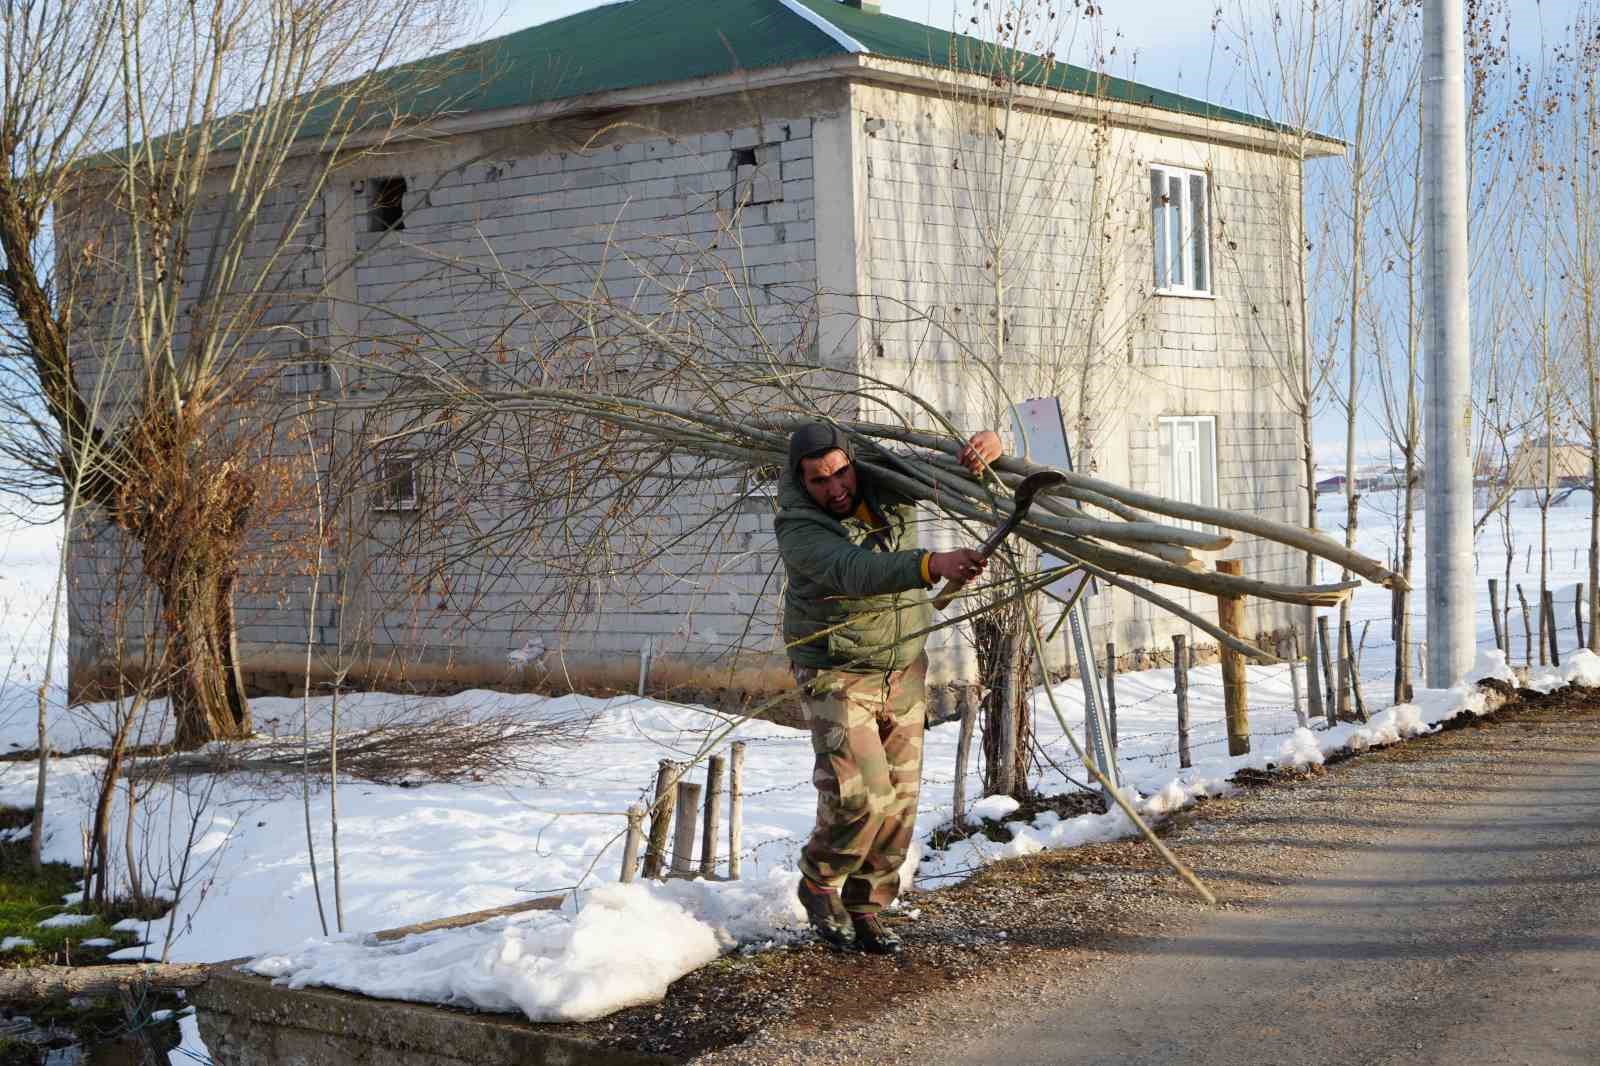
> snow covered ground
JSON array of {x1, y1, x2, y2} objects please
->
[{"x1": 0, "y1": 490, "x2": 1594, "y2": 1047}]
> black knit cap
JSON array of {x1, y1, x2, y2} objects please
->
[{"x1": 788, "y1": 421, "x2": 853, "y2": 476}]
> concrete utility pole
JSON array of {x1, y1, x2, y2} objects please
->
[{"x1": 1424, "y1": 0, "x2": 1475, "y2": 687}]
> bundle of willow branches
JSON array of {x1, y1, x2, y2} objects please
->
[{"x1": 456, "y1": 387, "x2": 1401, "y2": 628}]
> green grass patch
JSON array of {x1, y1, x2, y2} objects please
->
[{"x1": 0, "y1": 808, "x2": 142, "y2": 969}]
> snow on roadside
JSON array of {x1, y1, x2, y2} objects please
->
[{"x1": 247, "y1": 870, "x2": 803, "y2": 1022}]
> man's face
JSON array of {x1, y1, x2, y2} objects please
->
[{"x1": 799, "y1": 449, "x2": 858, "y2": 516}]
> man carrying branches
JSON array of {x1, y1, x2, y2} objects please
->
[{"x1": 777, "y1": 422, "x2": 1002, "y2": 953}]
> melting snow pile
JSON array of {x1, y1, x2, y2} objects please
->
[{"x1": 248, "y1": 870, "x2": 805, "y2": 1022}]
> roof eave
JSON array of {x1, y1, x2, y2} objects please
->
[
  {"x1": 157, "y1": 49, "x2": 1345, "y2": 175},
  {"x1": 851, "y1": 56, "x2": 1346, "y2": 159},
  {"x1": 412, "y1": 51, "x2": 1345, "y2": 161},
  {"x1": 354, "y1": 54, "x2": 862, "y2": 150}
]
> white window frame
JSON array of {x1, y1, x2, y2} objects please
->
[
  {"x1": 1157, "y1": 416, "x2": 1218, "y2": 528},
  {"x1": 376, "y1": 452, "x2": 420, "y2": 513},
  {"x1": 1150, "y1": 165, "x2": 1212, "y2": 297}
]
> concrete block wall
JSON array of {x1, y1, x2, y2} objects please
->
[
  {"x1": 319, "y1": 89, "x2": 828, "y2": 679},
  {"x1": 852, "y1": 83, "x2": 1309, "y2": 680}
]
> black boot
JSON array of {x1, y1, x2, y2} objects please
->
[
  {"x1": 851, "y1": 913, "x2": 903, "y2": 956},
  {"x1": 796, "y1": 877, "x2": 855, "y2": 949}
]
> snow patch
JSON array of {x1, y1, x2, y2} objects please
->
[
  {"x1": 37, "y1": 912, "x2": 96, "y2": 929},
  {"x1": 1, "y1": 936, "x2": 34, "y2": 951},
  {"x1": 248, "y1": 871, "x2": 805, "y2": 1022},
  {"x1": 1466, "y1": 648, "x2": 1516, "y2": 685},
  {"x1": 1277, "y1": 726, "x2": 1325, "y2": 768},
  {"x1": 1348, "y1": 704, "x2": 1430, "y2": 751},
  {"x1": 1563, "y1": 648, "x2": 1600, "y2": 687},
  {"x1": 1526, "y1": 666, "x2": 1565, "y2": 694},
  {"x1": 968, "y1": 794, "x2": 1021, "y2": 821}
]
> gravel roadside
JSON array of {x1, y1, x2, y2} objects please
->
[{"x1": 661, "y1": 685, "x2": 1600, "y2": 1066}]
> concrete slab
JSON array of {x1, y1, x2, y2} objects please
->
[{"x1": 193, "y1": 963, "x2": 679, "y2": 1066}]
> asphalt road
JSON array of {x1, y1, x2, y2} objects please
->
[{"x1": 941, "y1": 725, "x2": 1600, "y2": 1066}]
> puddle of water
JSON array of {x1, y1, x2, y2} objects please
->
[{"x1": 2, "y1": 1013, "x2": 175, "y2": 1065}]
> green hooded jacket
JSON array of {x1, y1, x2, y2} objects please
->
[{"x1": 774, "y1": 469, "x2": 934, "y2": 672}]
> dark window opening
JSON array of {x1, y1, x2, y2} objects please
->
[
  {"x1": 378, "y1": 454, "x2": 418, "y2": 511},
  {"x1": 732, "y1": 147, "x2": 758, "y2": 168},
  {"x1": 370, "y1": 177, "x2": 407, "y2": 232}
]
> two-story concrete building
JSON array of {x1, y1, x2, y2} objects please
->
[{"x1": 66, "y1": 0, "x2": 1338, "y2": 700}]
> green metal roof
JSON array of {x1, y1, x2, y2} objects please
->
[{"x1": 402, "y1": 0, "x2": 1290, "y2": 135}]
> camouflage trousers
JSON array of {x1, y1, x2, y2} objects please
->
[{"x1": 792, "y1": 654, "x2": 928, "y2": 914}]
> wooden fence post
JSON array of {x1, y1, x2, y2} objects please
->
[
  {"x1": 1216, "y1": 560, "x2": 1250, "y2": 755},
  {"x1": 671, "y1": 782, "x2": 702, "y2": 877},
  {"x1": 1316, "y1": 614, "x2": 1337, "y2": 725},
  {"x1": 1173, "y1": 634, "x2": 1191, "y2": 770},
  {"x1": 1543, "y1": 589, "x2": 1561, "y2": 668},
  {"x1": 642, "y1": 760, "x2": 679, "y2": 880},
  {"x1": 1305, "y1": 618, "x2": 1326, "y2": 726},
  {"x1": 700, "y1": 755, "x2": 726, "y2": 879},
  {"x1": 1343, "y1": 618, "x2": 1369, "y2": 722},
  {"x1": 727, "y1": 742, "x2": 746, "y2": 881},
  {"x1": 1517, "y1": 584, "x2": 1534, "y2": 666},
  {"x1": 1104, "y1": 642, "x2": 1119, "y2": 759},
  {"x1": 620, "y1": 804, "x2": 644, "y2": 883},
  {"x1": 1284, "y1": 632, "x2": 1306, "y2": 729},
  {"x1": 951, "y1": 686, "x2": 977, "y2": 825},
  {"x1": 1489, "y1": 578, "x2": 1505, "y2": 652},
  {"x1": 1576, "y1": 584, "x2": 1586, "y2": 650}
]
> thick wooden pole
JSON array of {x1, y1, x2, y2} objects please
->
[
  {"x1": 1173, "y1": 634, "x2": 1191, "y2": 770},
  {"x1": 620, "y1": 803, "x2": 644, "y2": 883},
  {"x1": 700, "y1": 756, "x2": 725, "y2": 879},
  {"x1": 1216, "y1": 559, "x2": 1250, "y2": 755},
  {"x1": 671, "y1": 782, "x2": 702, "y2": 877},
  {"x1": 952, "y1": 685, "x2": 977, "y2": 824},
  {"x1": 642, "y1": 759, "x2": 678, "y2": 880},
  {"x1": 727, "y1": 742, "x2": 746, "y2": 881}
]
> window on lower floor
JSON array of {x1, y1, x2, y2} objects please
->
[
  {"x1": 1158, "y1": 416, "x2": 1218, "y2": 525},
  {"x1": 377, "y1": 453, "x2": 419, "y2": 512}
]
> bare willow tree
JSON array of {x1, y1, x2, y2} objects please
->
[{"x1": 0, "y1": 0, "x2": 468, "y2": 747}]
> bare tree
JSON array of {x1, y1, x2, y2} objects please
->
[{"x1": 0, "y1": 0, "x2": 468, "y2": 748}]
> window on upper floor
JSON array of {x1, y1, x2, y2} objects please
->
[
  {"x1": 731, "y1": 146, "x2": 782, "y2": 208},
  {"x1": 1158, "y1": 416, "x2": 1218, "y2": 525},
  {"x1": 1151, "y1": 165, "x2": 1210, "y2": 296},
  {"x1": 369, "y1": 176, "x2": 407, "y2": 232}
]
